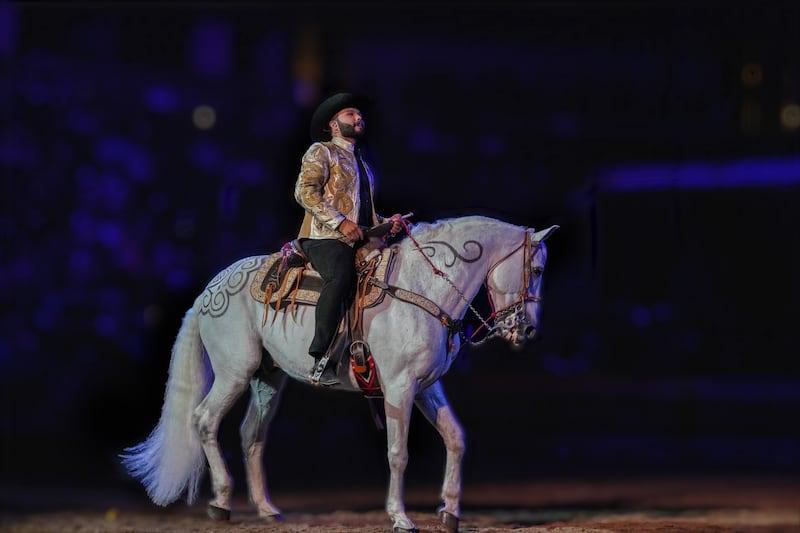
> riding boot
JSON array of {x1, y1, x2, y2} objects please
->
[{"x1": 310, "y1": 356, "x2": 340, "y2": 386}]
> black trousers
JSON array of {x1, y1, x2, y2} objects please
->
[{"x1": 299, "y1": 238, "x2": 356, "y2": 358}]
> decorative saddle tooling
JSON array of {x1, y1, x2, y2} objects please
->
[
  {"x1": 249, "y1": 240, "x2": 395, "y2": 397},
  {"x1": 249, "y1": 242, "x2": 394, "y2": 316},
  {"x1": 248, "y1": 238, "x2": 463, "y2": 398}
]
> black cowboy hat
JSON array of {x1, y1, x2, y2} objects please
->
[{"x1": 309, "y1": 92, "x2": 370, "y2": 142}]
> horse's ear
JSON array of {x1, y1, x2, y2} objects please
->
[{"x1": 531, "y1": 225, "x2": 559, "y2": 243}]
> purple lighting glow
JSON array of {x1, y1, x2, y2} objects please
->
[
  {"x1": 189, "y1": 21, "x2": 232, "y2": 79},
  {"x1": 0, "y1": 3, "x2": 18, "y2": 58},
  {"x1": 599, "y1": 157, "x2": 800, "y2": 192},
  {"x1": 143, "y1": 84, "x2": 180, "y2": 113}
]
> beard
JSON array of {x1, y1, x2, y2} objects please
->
[{"x1": 336, "y1": 118, "x2": 365, "y2": 139}]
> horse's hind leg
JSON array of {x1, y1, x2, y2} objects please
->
[
  {"x1": 240, "y1": 358, "x2": 287, "y2": 520},
  {"x1": 415, "y1": 380, "x2": 464, "y2": 533},
  {"x1": 193, "y1": 373, "x2": 250, "y2": 519},
  {"x1": 193, "y1": 333, "x2": 260, "y2": 519}
]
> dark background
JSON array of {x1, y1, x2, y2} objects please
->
[{"x1": 2, "y1": 2, "x2": 798, "y2": 501}]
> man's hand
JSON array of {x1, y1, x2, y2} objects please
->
[
  {"x1": 388, "y1": 214, "x2": 404, "y2": 235},
  {"x1": 339, "y1": 219, "x2": 364, "y2": 242}
]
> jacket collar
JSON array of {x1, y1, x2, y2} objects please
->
[{"x1": 331, "y1": 136, "x2": 356, "y2": 153}]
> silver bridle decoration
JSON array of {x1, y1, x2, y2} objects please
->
[{"x1": 465, "y1": 229, "x2": 542, "y2": 347}]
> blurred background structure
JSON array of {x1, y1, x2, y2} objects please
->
[{"x1": 1, "y1": 2, "x2": 798, "y2": 498}]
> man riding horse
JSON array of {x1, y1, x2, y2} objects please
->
[{"x1": 294, "y1": 92, "x2": 403, "y2": 385}]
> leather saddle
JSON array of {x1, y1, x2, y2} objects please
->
[
  {"x1": 249, "y1": 240, "x2": 395, "y2": 314},
  {"x1": 250, "y1": 220, "x2": 407, "y2": 397},
  {"x1": 249, "y1": 237, "x2": 394, "y2": 397}
]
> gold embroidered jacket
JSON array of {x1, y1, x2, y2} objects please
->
[{"x1": 295, "y1": 136, "x2": 383, "y2": 243}]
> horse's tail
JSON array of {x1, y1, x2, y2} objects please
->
[{"x1": 120, "y1": 305, "x2": 211, "y2": 506}]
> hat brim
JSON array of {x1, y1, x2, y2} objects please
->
[{"x1": 309, "y1": 93, "x2": 369, "y2": 142}]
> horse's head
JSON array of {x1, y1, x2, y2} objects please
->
[{"x1": 485, "y1": 225, "x2": 559, "y2": 349}]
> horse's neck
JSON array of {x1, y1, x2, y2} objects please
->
[{"x1": 394, "y1": 217, "x2": 523, "y2": 318}]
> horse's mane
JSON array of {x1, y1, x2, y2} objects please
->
[
  {"x1": 405, "y1": 215, "x2": 495, "y2": 240},
  {"x1": 391, "y1": 215, "x2": 517, "y2": 260}
]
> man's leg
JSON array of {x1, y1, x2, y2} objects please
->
[{"x1": 300, "y1": 239, "x2": 355, "y2": 375}]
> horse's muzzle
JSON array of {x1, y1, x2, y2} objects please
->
[
  {"x1": 507, "y1": 323, "x2": 536, "y2": 349},
  {"x1": 495, "y1": 304, "x2": 538, "y2": 348}
]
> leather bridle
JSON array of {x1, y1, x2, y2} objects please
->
[
  {"x1": 401, "y1": 219, "x2": 543, "y2": 347},
  {"x1": 471, "y1": 229, "x2": 542, "y2": 344}
]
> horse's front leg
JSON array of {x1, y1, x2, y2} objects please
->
[
  {"x1": 415, "y1": 380, "x2": 464, "y2": 533},
  {"x1": 383, "y1": 384, "x2": 418, "y2": 532}
]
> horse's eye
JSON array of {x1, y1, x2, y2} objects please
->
[{"x1": 532, "y1": 267, "x2": 543, "y2": 276}]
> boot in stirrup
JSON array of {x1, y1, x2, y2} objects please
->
[{"x1": 309, "y1": 356, "x2": 339, "y2": 386}]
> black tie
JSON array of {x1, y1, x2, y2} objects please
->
[{"x1": 356, "y1": 149, "x2": 373, "y2": 227}]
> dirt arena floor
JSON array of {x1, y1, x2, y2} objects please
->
[{"x1": 3, "y1": 475, "x2": 800, "y2": 532}]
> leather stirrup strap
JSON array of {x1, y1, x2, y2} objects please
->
[{"x1": 262, "y1": 281, "x2": 276, "y2": 327}]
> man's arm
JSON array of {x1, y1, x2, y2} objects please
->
[{"x1": 294, "y1": 143, "x2": 346, "y2": 231}]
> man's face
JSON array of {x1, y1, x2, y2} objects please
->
[{"x1": 331, "y1": 107, "x2": 365, "y2": 140}]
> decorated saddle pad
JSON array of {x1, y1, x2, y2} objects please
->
[{"x1": 249, "y1": 246, "x2": 395, "y2": 310}]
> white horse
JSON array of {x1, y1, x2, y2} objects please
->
[{"x1": 121, "y1": 215, "x2": 558, "y2": 533}]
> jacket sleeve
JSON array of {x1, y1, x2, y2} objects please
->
[{"x1": 294, "y1": 143, "x2": 346, "y2": 231}]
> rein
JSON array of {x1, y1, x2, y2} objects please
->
[
  {"x1": 401, "y1": 219, "x2": 537, "y2": 347},
  {"x1": 472, "y1": 230, "x2": 541, "y2": 342}
]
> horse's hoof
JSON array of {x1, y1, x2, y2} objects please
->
[
  {"x1": 263, "y1": 513, "x2": 283, "y2": 523},
  {"x1": 207, "y1": 505, "x2": 231, "y2": 521},
  {"x1": 393, "y1": 528, "x2": 419, "y2": 533},
  {"x1": 439, "y1": 510, "x2": 459, "y2": 533}
]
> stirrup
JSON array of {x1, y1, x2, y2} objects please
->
[
  {"x1": 350, "y1": 340, "x2": 370, "y2": 374},
  {"x1": 310, "y1": 354, "x2": 333, "y2": 385}
]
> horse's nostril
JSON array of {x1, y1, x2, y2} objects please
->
[{"x1": 524, "y1": 326, "x2": 535, "y2": 338}]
